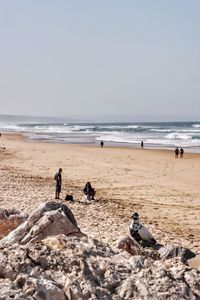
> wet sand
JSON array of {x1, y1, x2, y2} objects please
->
[{"x1": 0, "y1": 133, "x2": 200, "y2": 253}]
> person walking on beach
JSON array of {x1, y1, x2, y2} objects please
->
[
  {"x1": 141, "y1": 141, "x2": 144, "y2": 149},
  {"x1": 54, "y1": 168, "x2": 62, "y2": 199},
  {"x1": 100, "y1": 141, "x2": 104, "y2": 148},
  {"x1": 180, "y1": 148, "x2": 184, "y2": 158},
  {"x1": 175, "y1": 147, "x2": 179, "y2": 158}
]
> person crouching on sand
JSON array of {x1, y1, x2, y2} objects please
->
[
  {"x1": 83, "y1": 182, "x2": 96, "y2": 202},
  {"x1": 54, "y1": 168, "x2": 62, "y2": 199}
]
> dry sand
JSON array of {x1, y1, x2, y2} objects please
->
[{"x1": 0, "y1": 133, "x2": 200, "y2": 253}]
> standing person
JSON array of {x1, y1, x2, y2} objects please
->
[
  {"x1": 100, "y1": 141, "x2": 104, "y2": 148},
  {"x1": 54, "y1": 168, "x2": 62, "y2": 199},
  {"x1": 175, "y1": 147, "x2": 179, "y2": 158},
  {"x1": 141, "y1": 141, "x2": 144, "y2": 149},
  {"x1": 180, "y1": 148, "x2": 184, "y2": 158}
]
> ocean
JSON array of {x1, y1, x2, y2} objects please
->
[{"x1": 0, "y1": 115, "x2": 200, "y2": 152}]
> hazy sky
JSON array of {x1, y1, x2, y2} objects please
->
[{"x1": 0, "y1": 1, "x2": 200, "y2": 120}]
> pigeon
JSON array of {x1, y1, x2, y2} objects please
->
[{"x1": 129, "y1": 212, "x2": 157, "y2": 244}]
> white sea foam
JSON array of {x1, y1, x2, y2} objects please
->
[
  {"x1": 165, "y1": 132, "x2": 192, "y2": 140},
  {"x1": 192, "y1": 124, "x2": 200, "y2": 128},
  {"x1": 96, "y1": 135, "x2": 139, "y2": 144},
  {"x1": 150, "y1": 129, "x2": 173, "y2": 133}
]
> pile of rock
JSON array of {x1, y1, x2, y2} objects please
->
[{"x1": 0, "y1": 201, "x2": 199, "y2": 299}]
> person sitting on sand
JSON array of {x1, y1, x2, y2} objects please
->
[
  {"x1": 175, "y1": 147, "x2": 179, "y2": 158},
  {"x1": 180, "y1": 148, "x2": 184, "y2": 158},
  {"x1": 54, "y1": 168, "x2": 62, "y2": 199},
  {"x1": 83, "y1": 182, "x2": 96, "y2": 201}
]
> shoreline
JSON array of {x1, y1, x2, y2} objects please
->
[
  {"x1": 1, "y1": 119, "x2": 200, "y2": 153},
  {"x1": 0, "y1": 132, "x2": 200, "y2": 253},
  {"x1": 1, "y1": 131, "x2": 200, "y2": 155}
]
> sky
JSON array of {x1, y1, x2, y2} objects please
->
[{"x1": 0, "y1": 1, "x2": 200, "y2": 121}]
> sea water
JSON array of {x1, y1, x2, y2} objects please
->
[{"x1": 0, "y1": 115, "x2": 200, "y2": 152}]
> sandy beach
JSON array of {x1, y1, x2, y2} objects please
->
[{"x1": 0, "y1": 133, "x2": 200, "y2": 253}]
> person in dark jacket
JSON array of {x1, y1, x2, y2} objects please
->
[
  {"x1": 180, "y1": 148, "x2": 184, "y2": 158},
  {"x1": 83, "y1": 182, "x2": 96, "y2": 201},
  {"x1": 175, "y1": 147, "x2": 179, "y2": 158},
  {"x1": 54, "y1": 168, "x2": 62, "y2": 199}
]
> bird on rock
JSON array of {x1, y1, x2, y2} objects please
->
[{"x1": 129, "y1": 212, "x2": 157, "y2": 245}]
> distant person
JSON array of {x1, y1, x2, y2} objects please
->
[
  {"x1": 100, "y1": 141, "x2": 104, "y2": 148},
  {"x1": 83, "y1": 182, "x2": 96, "y2": 201},
  {"x1": 141, "y1": 141, "x2": 144, "y2": 149},
  {"x1": 175, "y1": 147, "x2": 179, "y2": 158},
  {"x1": 180, "y1": 148, "x2": 184, "y2": 158},
  {"x1": 54, "y1": 168, "x2": 62, "y2": 199}
]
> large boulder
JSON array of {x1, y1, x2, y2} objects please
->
[
  {"x1": 0, "y1": 201, "x2": 82, "y2": 247},
  {"x1": 0, "y1": 208, "x2": 28, "y2": 239}
]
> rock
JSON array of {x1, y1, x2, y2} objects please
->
[
  {"x1": 0, "y1": 205, "x2": 199, "y2": 300},
  {"x1": 0, "y1": 208, "x2": 28, "y2": 239},
  {"x1": 158, "y1": 244, "x2": 196, "y2": 262},
  {"x1": 0, "y1": 201, "x2": 82, "y2": 247},
  {"x1": 0, "y1": 234, "x2": 199, "y2": 299},
  {"x1": 18, "y1": 276, "x2": 67, "y2": 300},
  {"x1": 117, "y1": 235, "x2": 142, "y2": 255},
  {"x1": 129, "y1": 255, "x2": 146, "y2": 270}
]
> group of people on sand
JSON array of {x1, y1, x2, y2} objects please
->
[
  {"x1": 53, "y1": 139, "x2": 105, "y2": 203},
  {"x1": 54, "y1": 168, "x2": 158, "y2": 247},
  {"x1": 54, "y1": 168, "x2": 95, "y2": 203},
  {"x1": 175, "y1": 147, "x2": 184, "y2": 158}
]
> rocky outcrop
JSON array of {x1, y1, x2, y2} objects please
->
[
  {"x1": 0, "y1": 234, "x2": 199, "y2": 299},
  {"x1": 0, "y1": 202, "x2": 199, "y2": 299},
  {"x1": 0, "y1": 201, "x2": 82, "y2": 247},
  {"x1": 0, "y1": 208, "x2": 28, "y2": 239}
]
